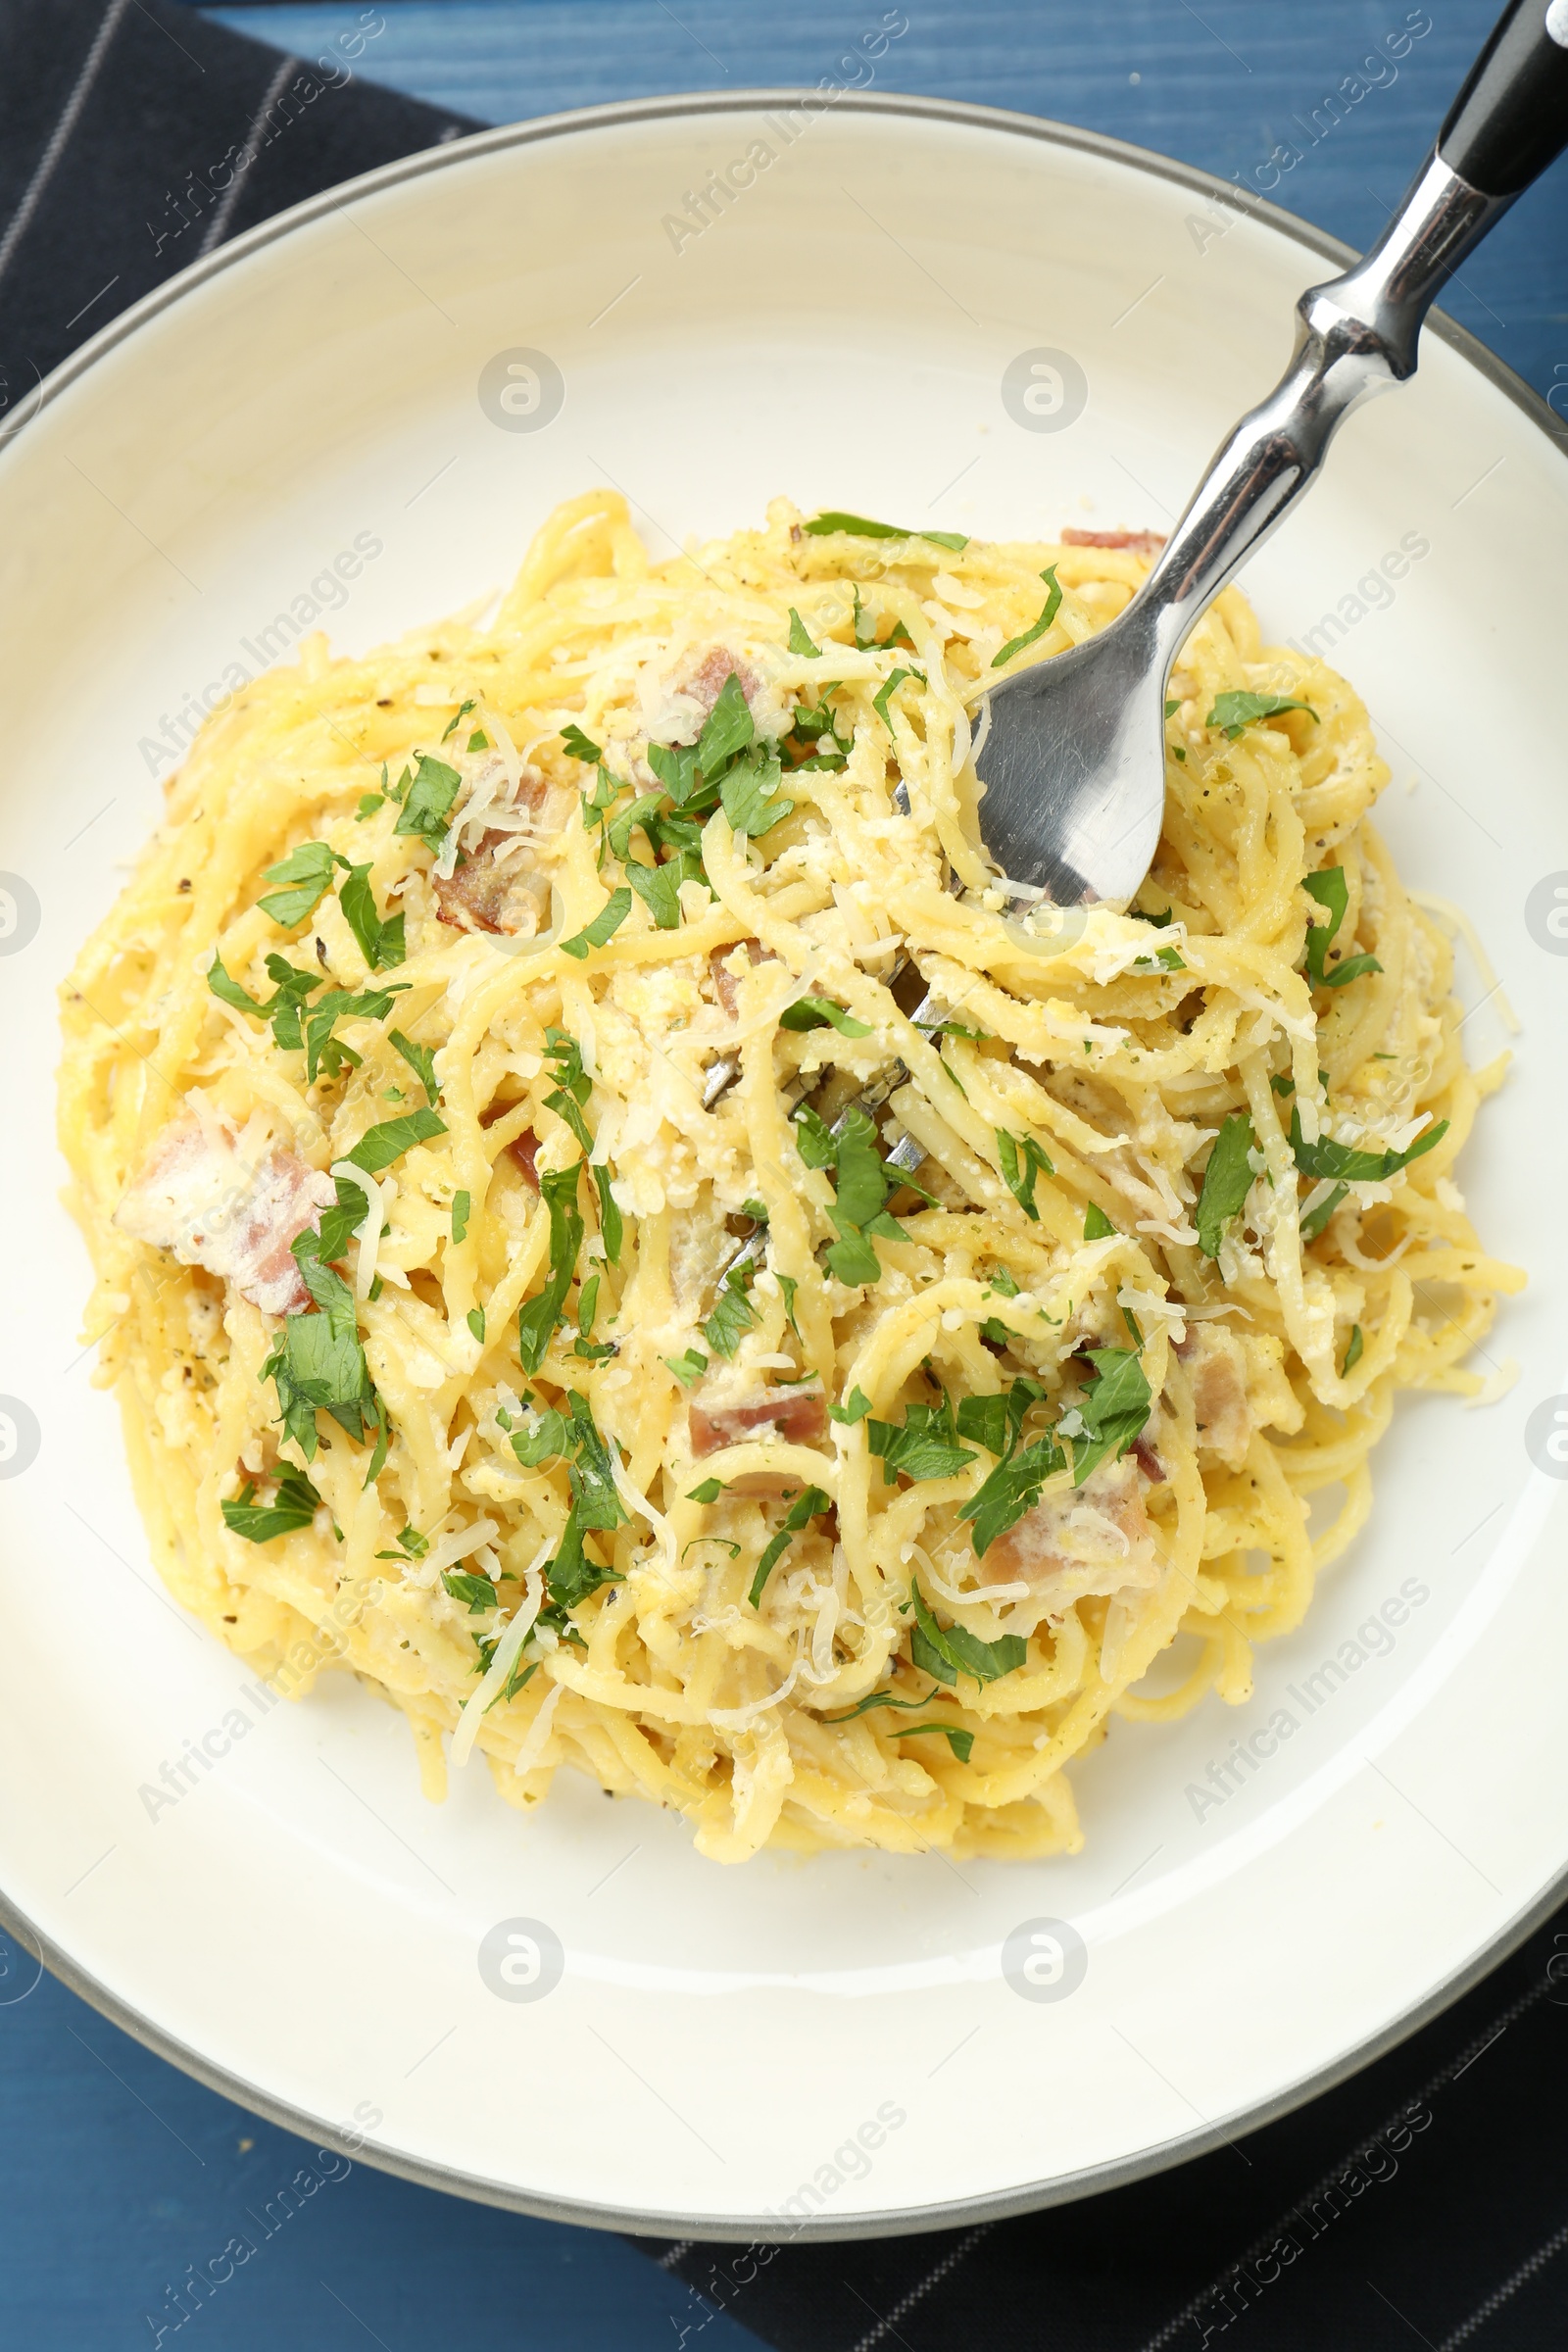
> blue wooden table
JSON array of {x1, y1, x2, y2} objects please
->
[
  {"x1": 8, "y1": 6, "x2": 1565, "y2": 2347},
  {"x1": 201, "y1": 0, "x2": 1568, "y2": 399}
]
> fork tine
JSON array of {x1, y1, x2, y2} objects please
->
[
  {"x1": 700, "y1": 951, "x2": 913, "y2": 1111},
  {"x1": 709, "y1": 992, "x2": 937, "y2": 1293}
]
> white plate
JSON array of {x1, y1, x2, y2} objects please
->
[{"x1": 2, "y1": 95, "x2": 1566, "y2": 2242}]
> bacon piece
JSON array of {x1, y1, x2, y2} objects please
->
[
  {"x1": 433, "y1": 826, "x2": 554, "y2": 938},
  {"x1": 508, "y1": 1128, "x2": 541, "y2": 1190},
  {"x1": 690, "y1": 1385, "x2": 829, "y2": 1458},
  {"x1": 708, "y1": 939, "x2": 776, "y2": 1019},
  {"x1": 1132, "y1": 1434, "x2": 1166, "y2": 1485},
  {"x1": 683, "y1": 648, "x2": 761, "y2": 717},
  {"x1": 1185, "y1": 1326, "x2": 1251, "y2": 1469},
  {"x1": 1059, "y1": 527, "x2": 1167, "y2": 558},
  {"x1": 115, "y1": 1118, "x2": 335, "y2": 1317},
  {"x1": 977, "y1": 1456, "x2": 1157, "y2": 1604},
  {"x1": 479, "y1": 1101, "x2": 541, "y2": 1193}
]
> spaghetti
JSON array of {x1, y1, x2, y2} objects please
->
[{"x1": 58, "y1": 491, "x2": 1522, "y2": 1861}]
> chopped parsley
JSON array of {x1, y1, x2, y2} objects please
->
[
  {"x1": 720, "y1": 752, "x2": 794, "y2": 839},
  {"x1": 579, "y1": 763, "x2": 619, "y2": 850},
  {"x1": 607, "y1": 791, "x2": 665, "y2": 862},
  {"x1": 919, "y1": 1017, "x2": 992, "y2": 1044},
  {"x1": 1066, "y1": 1347, "x2": 1152, "y2": 1487},
  {"x1": 209, "y1": 951, "x2": 319, "y2": 1047},
  {"x1": 392, "y1": 754, "x2": 464, "y2": 851},
  {"x1": 389, "y1": 1029, "x2": 439, "y2": 1104},
  {"x1": 451, "y1": 1191, "x2": 470, "y2": 1244},
  {"x1": 442, "y1": 1569, "x2": 498, "y2": 1614},
  {"x1": 952, "y1": 1376, "x2": 1061, "y2": 1554},
  {"x1": 591, "y1": 1162, "x2": 622, "y2": 1267},
  {"x1": 853, "y1": 586, "x2": 876, "y2": 651},
  {"x1": 992, "y1": 564, "x2": 1062, "y2": 668},
  {"x1": 790, "y1": 691, "x2": 852, "y2": 767},
  {"x1": 829, "y1": 1386, "x2": 872, "y2": 1425},
  {"x1": 560, "y1": 887, "x2": 632, "y2": 959},
  {"x1": 896, "y1": 1721, "x2": 973, "y2": 1762},
  {"x1": 508, "y1": 1402, "x2": 571, "y2": 1467},
  {"x1": 779, "y1": 995, "x2": 873, "y2": 1037},
  {"x1": 1195, "y1": 1112, "x2": 1256, "y2": 1258},
  {"x1": 1299, "y1": 1183, "x2": 1347, "y2": 1242},
  {"x1": 703, "y1": 1261, "x2": 758, "y2": 1358},
  {"x1": 210, "y1": 941, "x2": 411, "y2": 1086},
  {"x1": 687, "y1": 1478, "x2": 725, "y2": 1504},
  {"x1": 645, "y1": 739, "x2": 702, "y2": 807},
  {"x1": 572, "y1": 1272, "x2": 614, "y2": 1362},
  {"x1": 960, "y1": 1432, "x2": 1065, "y2": 1554},
  {"x1": 345, "y1": 1107, "x2": 447, "y2": 1174},
  {"x1": 866, "y1": 1394, "x2": 975, "y2": 1486},
  {"x1": 1083, "y1": 1201, "x2": 1118, "y2": 1241},
  {"x1": 517, "y1": 1163, "x2": 584, "y2": 1373},
  {"x1": 308, "y1": 1177, "x2": 365, "y2": 1267},
  {"x1": 1342, "y1": 1324, "x2": 1364, "y2": 1375},
  {"x1": 664, "y1": 1348, "x2": 709, "y2": 1386},
  {"x1": 624, "y1": 858, "x2": 685, "y2": 930},
  {"x1": 559, "y1": 1391, "x2": 626, "y2": 1536},
  {"x1": 542, "y1": 1029, "x2": 594, "y2": 1153},
  {"x1": 262, "y1": 1237, "x2": 379, "y2": 1461},
  {"x1": 803, "y1": 512, "x2": 967, "y2": 553},
  {"x1": 297, "y1": 980, "x2": 412, "y2": 1085},
  {"x1": 996, "y1": 1129, "x2": 1054, "y2": 1220},
  {"x1": 699, "y1": 672, "x2": 755, "y2": 775},
  {"x1": 466, "y1": 1307, "x2": 486, "y2": 1344},
  {"x1": 440, "y1": 700, "x2": 477, "y2": 743},
  {"x1": 220, "y1": 1467, "x2": 321, "y2": 1544},
  {"x1": 824, "y1": 1685, "x2": 937, "y2": 1723},
  {"x1": 1301, "y1": 866, "x2": 1348, "y2": 986},
  {"x1": 1207, "y1": 689, "x2": 1318, "y2": 741},
  {"x1": 505, "y1": 1395, "x2": 633, "y2": 1636},
  {"x1": 375, "y1": 1524, "x2": 429, "y2": 1562},
  {"x1": 955, "y1": 1373, "x2": 1046, "y2": 1462},
  {"x1": 1322, "y1": 952, "x2": 1383, "y2": 989},
  {"x1": 1288, "y1": 1106, "x2": 1447, "y2": 1185},
  {"x1": 872, "y1": 665, "x2": 925, "y2": 733},
  {"x1": 338, "y1": 862, "x2": 407, "y2": 971},
  {"x1": 748, "y1": 1485, "x2": 832, "y2": 1608},
  {"x1": 560, "y1": 722, "x2": 603, "y2": 764},
  {"x1": 206, "y1": 953, "x2": 266, "y2": 1016},
  {"x1": 799, "y1": 1103, "x2": 906, "y2": 1287},
  {"x1": 787, "y1": 608, "x2": 821, "y2": 657},
  {"x1": 257, "y1": 841, "x2": 344, "y2": 929},
  {"x1": 909, "y1": 1580, "x2": 1026, "y2": 1684}
]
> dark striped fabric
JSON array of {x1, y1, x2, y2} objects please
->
[
  {"x1": 650, "y1": 1899, "x2": 1568, "y2": 2349},
  {"x1": 0, "y1": 8, "x2": 1563, "y2": 2344},
  {"x1": 0, "y1": 0, "x2": 474, "y2": 414}
]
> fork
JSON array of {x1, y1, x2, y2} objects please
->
[{"x1": 970, "y1": 0, "x2": 1568, "y2": 905}]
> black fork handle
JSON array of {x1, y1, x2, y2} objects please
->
[{"x1": 1438, "y1": 0, "x2": 1568, "y2": 195}]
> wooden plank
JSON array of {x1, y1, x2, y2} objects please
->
[{"x1": 194, "y1": 0, "x2": 1568, "y2": 397}]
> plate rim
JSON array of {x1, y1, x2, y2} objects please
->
[{"x1": 4, "y1": 84, "x2": 1566, "y2": 2245}]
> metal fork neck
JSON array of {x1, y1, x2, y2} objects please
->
[{"x1": 1138, "y1": 154, "x2": 1515, "y2": 669}]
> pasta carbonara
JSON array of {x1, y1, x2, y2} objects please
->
[{"x1": 58, "y1": 491, "x2": 1521, "y2": 1861}]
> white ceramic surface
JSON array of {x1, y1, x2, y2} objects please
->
[{"x1": 1, "y1": 95, "x2": 1565, "y2": 2240}]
